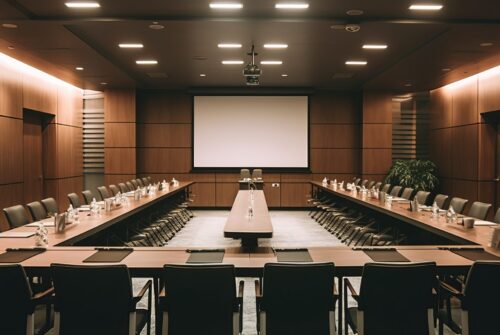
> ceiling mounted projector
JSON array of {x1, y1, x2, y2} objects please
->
[{"x1": 243, "y1": 44, "x2": 261, "y2": 85}]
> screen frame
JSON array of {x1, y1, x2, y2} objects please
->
[{"x1": 191, "y1": 94, "x2": 311, "y2": 173}]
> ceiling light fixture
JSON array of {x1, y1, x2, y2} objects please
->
[
  {"x1": 275, "y1": 3, "x2": 309, "y2": 9},
  {"x1": 2, "y1": 23, "x2": 18, "y2": 29},
  {"x1": 261, "y1": 60, "x2": 283, "y2": 65},
  {"x1": 243, "y1": 45, "x2": 261, "y2": 86},
  {"x1": 264, "y1": 44, "x2": 288, "y2": 49},
  {"x1": 409, "y1": 4, "x2": 443, "y2": 11},
  {"x1": 346, "y1": 60, "x2": 367, "y2": 65},
  {"x1": 200, "y1": 74, "x2": 207, "y2": 77},
  {"x1": 65, "y1": 2, "x2": 100, "y2": 8},
  {"x1": 346, "y1": 9, "x2": 364, "y2": 16},
  {"x1": 480, "y1": 42, "x2": 493, "y2": 47},
  {"x1": 149, "y1": 22, "x2": 165, "y2": 30},
  {"x1": 222, "y1": 60, "x2": 244, "y2": 65},
  {"x1": 100, "y1": 82, "x2": 107, "y2": 85},
  {"x1": 75, "y1": 67, "x2": 84, "y2": 71},
  {"x1": 210, "y1": 3, "x2": 243, "y2": 9},
  {"x1": 119, "y1": 43, "x2": 143, "y2": 48},
  {"x1": 442, "y1": 68, "x2": 451, "y2": 72},
  {"x1": 218, "y1": 43, "x2": 242, "y2": 48},
  {"x1": 281, "y1": 74, "x2": 288, "y2": 77},
  {"x1": 363, "y1": 44, "x2": 388, "y2": 49},
  {"x1": 136, "y1": 60, "x2": 158, "y2": 65}
]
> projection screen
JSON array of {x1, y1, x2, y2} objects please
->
[{"x1": 193, "y1": 96, "x2": 309, "y2": 169}]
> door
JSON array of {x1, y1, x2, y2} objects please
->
[{"x1": 23, "y1": 111, "x2": 44, "y2": 204}]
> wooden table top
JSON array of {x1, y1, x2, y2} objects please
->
[
  {"x1": 311, "y1": 181, "x2": 500, "y2": 256},
  {"x1": 0, "y1": 182, "x2": 194, "y2": 249},
  {"x1": 224, "y1": 190, "x2": 273, "y2": 238}
]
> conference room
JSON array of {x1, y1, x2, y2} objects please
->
[{"x1": 1, "y1": 1, "x2": 500, "y2": 334}]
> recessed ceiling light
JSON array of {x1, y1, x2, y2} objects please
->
[
  {"x1": 264, "y1": 44, "x2": 288, "y2": 49},
  {"x1": 2, "y1": 23, "x2": 18, "y2": 29},
  {"x1": 409, "y1": 4, "x2": 443, "y2": 11},
  {"x1": 149, "y1": 22, "x2": 165, "y2": 30},
  {"x1": 261, "y1": 60, "x2": 283, "y2": 65},
  {"x1": 404, "y1": 83, "x2": 413, "y2": 87},
  {"x1": 346, "y1": 9, "x2": 364, "y2": 16},
  {"x1": 136, "y1": 60, "x2": 158, "y2": 65},
  {"x1": 100, "y1": 82, "x2": 107, "y2": 85},
  {"x1": 75, "y1": 67, "x2": 84, "y2": 71},
  {"x1": 281, "y1": 74, "x2": 288, "y2": 77},
  {"x1": 210, "y1": 3, "x2": 243, "y2": 9},
  {"x1": 65, "y1": 2, "x2": 100, "y2": 8},
  {"x1": 218, "y1": 43, "x2": 242, "y2": 48},
  {"x1": 275, "y1": 3, "x2": 309, "y2": 9},
  {"x1": 7, "y1": 46, "x2": 15, "y2": 50},
  {"x1": 480, "y1": 42, "x2": 493, "y2": 47},
  {"x1": 346, "y1": 60, "x2": 367, "y2": 66},
  {"x1": 200, "y1": 74, "x2": 207, "y2": 77},
  {"x1": 222, "y1": 60, "x2": 244, "y2": 65},
  {"x1": 441, "y1": 68, "x2": 451, "y2": 72},
  {"x1": 363, "y1": 44, "x2": 388, "y2": 49},
  {"x1": 119, "y1": 43, "x2": 144, "y2": 48}
]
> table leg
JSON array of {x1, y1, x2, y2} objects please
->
[{"x1": 338, "y1": 275, "x2": 343, "y2": 335}]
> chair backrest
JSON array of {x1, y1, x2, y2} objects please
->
[
  {"x1": 67, "y1": 193, "x2": 81, "y2": 208},
  {"x1": 118, "y1": 183, "x2": 128, "y2": 193},
  {"x1": 462, "y1": 261, "x2": 500, "y2": 335},
  {"x1": 494, "y1": 208, "x2": 500, "y2": 224},
  {"x1": 381, "y1": 184, "x2": 391, "y2": 193},
  {"x1": 400, "y1": 188, "x2": 414, "y2": 200},
  {"x1": 109, "y1": 184, "x2": 120, "y2": 196},
  {"x1": 358, "y1": 262, "x2": 436, "y2": 335},
  {"x1": 136, "y1": 178, "x2": 144, "y2": 187},
  {"x1": 147, "y1": 176, "x2": 152, "y2": 184},
  {"x1": 130, "y1": 179, "x2": 139, "y2": 189},
  {"x1": 467, "y1": 201, "x2": 492, "y2": 220},
  {"x1": 0, "y1": 264, "x2": 35, "y2": 335},
  {"x1": 262, "y1": 263, "x2": 335, "y2": 334},
  {"x1": 97, "y1": 186, "x2": 110, "y2": 200},
  {"x1": 41, "y1": 198, "x2": 58, "y2": 215},
  {"x1": 252, "y1": 169, "x2": 263, "y2": 180},
  {"x1": 374, "y1": 182, "x2": 382, "y2": 190},
  {"x1": 415, "y1": 191, "x2": 431, "y2": 205},
  {"x1": 141, "y1": 177, "x2": 149, "y2": 186},
  {"x1": 433, "y1": 194, "x2": 449, "y2": 209},
  {"x1": 26, "y1": 201, "x2": 48, "y2": 221},
  {"x1": 390, "y1": 186, "x2": 403, "y2": 197},
  {"x1": 449, "y1": 197, "x2": 468, "y2": 214},
  {"x1": 354, "y1": 178, "x2": 361, "y2": 186},
  {"x1": 125, "y1": 181, "x2": 134, "y2": 192},
  {"x1": 361, "y1": 179, "x2": 369, "y2": 187},
  {"x1": 51, "y1": 264, "x2": 134, "y2": 335},
  {"x1": 240, "y1": 169, "x2": 251, "y2": 180},
  {"x1": 163, "y1": 264, "x2": 237, "y2": 335},
  {"x1": 3, "y1": 205, "x2": 30, "y2": 229},
  {"x1": 366, "y1": 181, "x2": 376, "y2": 189},
  {"x1": 81, "y1": 190, "x2": 94, "y2": 205}
]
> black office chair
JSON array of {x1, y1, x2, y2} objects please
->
[
  {"x1": 136, "y1": 178, "x2": 144, "y2": 187},
  {"x1": 141, "y1": 177, "x2": 150, "y2": 186},
  {"x1": 118, "y1": 183, "x2": 129, "y2": 193},
  {"x1": 390, "y1": 186, "x2": 403, "y2": 197},
  {"x1": 130, "y1": 179, "x2": 139, "y2": 189},
  {"x1": 81, "y1": 190, "x2": 94, "y2": 205},
  {"x1": 3, "y1": 204, "x2": 30, "y2": 229},
  {"x1": 449, "y1": 197, "x2": 468, "y2": 214},
  {"x1": 415, "y1": 191, "x2": 431, "y2": 205},
  {"x1": 146, "y1": 176, "x2": 152, "y2": 184},
  {"x1": 366, "y1": 181, "x2": 376, "y2": 189},
  {"x1": 109, "y1": 184, "x2": 120, "y2": 196},
  {"x1": 257, "y1": 263, "x2": 336, "y2": 335},
  {"x1": 434, "y1": 194, "x2": 449, "y2": 209},
  {"x1": 361, "y1": 179, "x2": 369, "y2": 187},
  {"x1": 373, "y1": 182, "x2": 382, "y2": 190},
  {"x1": 240, "y1": 169, "x2": 251, "y2": 180},
  {"x1": 27, "y1": 201, "x2": 48, "y2": 221},
  {"x1": 126, "y1": 181, "x2": 135, "y2": 192},
  {"x1": 97, "y1": 186, "x2": 110, "y2": 200},
  {"x1": 252, "y1": 169, "x2": 263, "y2": 180},
  {"x1": 346, "y1": 262, "x2": 436, "y2": 335},
  {"x1": 354, "y1": 178, "x2": 361, "y2": 186},
  {"x1": 381, "y1": 184, "x2": 391, "y2": 193},
  {"x1": 161, "y1": 264, "x2": 243, "y2": 335},
  {"x1": 467, "y1": 201, "x2": 492, "y2": 220},
  {"x1": 493, "y1": 208, "x2": 500, "y2": 224},
  {"x1": 41, "y1": 198, "x2": 58, "y2": 216},
  {"x1": 438, "y1": 261, "x2": 500, "y2": 335},
  {"x1": 51, "y1": 264, "x2": 151, "y2": 335},
  {"x1": 67, "y1": 193, "x2": 81, "y2": 208},
  {"x1": 400, "y1": 188, "x2": 414, "y2": 200},
  {"x1": 0, "y1": 264, "x2": 53, "y2": 335}
]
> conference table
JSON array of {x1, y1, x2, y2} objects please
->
[{"x1": 223, "y1": 190, "x2": 273, "y2": 248}]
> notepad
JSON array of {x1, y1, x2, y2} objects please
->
[
  {"x1": 362, "y1": 249, "x2": 410, "y2": 262},
  {"x1": 0, "y1": 249, "x2": 46, "y2": 263},
  {"x1": 186, "y1": 249, "x2": 225, "y2": 263},
  {"x1": 450, "y1": 249, "x2": 500, "y2": 261},
  {"x1": 275, "y1": 248, "x2": 313, "y2": 262},
  {"x1": 26, "y1": 219, "x2": 55, "y2": 227},
  {"x1": 473, "y1": 220, "x2": 497, "y2": 226},
  {"x1": 83, "y1": 249, "x2": 133, "y2": 263},
  {"x1": 0, "y1": 231, "x2": 35, "y2": 238}
]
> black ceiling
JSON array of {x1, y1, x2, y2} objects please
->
[{"x1": 1, "y1": 0, "x2": 500, "y2": 91}]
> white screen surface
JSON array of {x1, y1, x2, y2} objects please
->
[{"x1": 193, "y1": 96, "x2": 308, "y2": 168}]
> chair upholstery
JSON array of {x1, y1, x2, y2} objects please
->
[
  {"x1": 26, "y1": 201, "x2": 48, "y2": 221},
  {"x1": 108, "y1": 184, "x2": 120, "y2": 196},
  {"x1": 67, "y1": 193, "x2": 81, "y2": 208},
  {"x1": 130, "y1": 179, "x2": 139, "y2": 189},
  {"x1": 97, "y1": 186, "x2": 110, "y2": 200},
  {"x1": 366, "y1": 181, "x2": 376, "y2": 189},
  {"x1": 467, "y1": 201, "x2": 492, "y2": 220},
  {"x1": 41, "y1": 198, "x2": 58, "y2": 216},
  {"x1": 390, "y1": 186, "x2": 403, "y2": 197},
  {"x1": 381, "y1": 184, "x2": 391, "y2": 193},
  {"x1": 81, "y1": 190, "x2": 94, "y2": 205},
  {"x1": 415, "y1": 191, "x2": 431, "y2": 205},
  {"x1": 136, "y1": 179, "x2": 144, "y2": 187},
  {"x1": 0, "y1": 264, "x2": 52, "y2": 335},
  {"x1": 354, "y1": 178, "x2": 361, "y2": 186},
  {"x1": 493, "y1": 208, "x2": 500, "y2": 224},
  {"x1": 51, "y1": 264, "x2": 150, "y2": 335},
  {"x1": 147, "y1": 176, "x2": 152, "y2": 184},
  {"x1": 400, "y1": 188, "x2": 414, "y2": 200},
  {"x1": 434, "y1": 194, "x2": 449, "y2": 209},
  {"x1": 141, "y1": 177, "x2": 150, "y2": 186},
  {"x1": 161, "y1": 264, "x2": 241, "y2": 335},
  {"x1": 240, "y1": 169, "x2": 251, "y2": 180},
  {"x1": 347, "y1": 262, "x2": 436, "y2": 335},
  {"x1": 252, "y1": 169, "x2": 263, "y2": 180},
  {"x1": 259, "y1": 263, "x2": 336, "y2": 335},
  {"x1": 449, "y1": 197, "x2": 468, "y2": 214},
  {"x1": 373, "y1": 182, "x2": 382, "y2": 190},
  {"x1": 3, "y1": 205, "x2": 30, "y2": 229},
  {"x1": 361, "y1": 179, "x2": 369, "y2": 187},
  {"x1": 117, "y1": 183, "x2": 128, "y2": 193},
  {"x1": 126, "y1": 181, "x2": 134, "y2": 192}
]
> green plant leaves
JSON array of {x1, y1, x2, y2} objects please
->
[{"x1": 384, "y1": 159, "x2": 439, "y2": 192}]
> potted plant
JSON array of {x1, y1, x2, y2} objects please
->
[{"x1": 384, "y1": 159, "x2": 439, "y2": 192}]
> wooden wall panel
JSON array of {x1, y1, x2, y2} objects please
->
[
  {"x1": 281, "y1": 173, "x2": 312, "y2": 183},
  {"x1": 452, "y1": 179, "x2": 478, "y2": 212},
  {"x1": 429, "y1": 128, "x2": 453, "y2": 178},
  {"x1": 0, "y1": 63, "x2": 22, "y2": 119},
  {"x1": 137, "y1": 148, "x2": 190, "y2": 174},
  {"x1": 362, "y1": 92, "x2": 393, "y2": 124},
  {"x1": 190, "y1": 183, "x2": 216, "y2": 207},
  {"x1": 105, "y1": 148, "x2": 136, "y2": 175},
  {"x1": 143, "y1": 173, "x2": 215, "y2": 183},
  {"x1": 216, "y1": 183, "x2": 239, "y2": 207},
  {"x1": 451, "y1": 79, "x2": 478, "y2": 126},
  {"x1": 263, "y1": 183, "x2": 281, "y2": 207},
  {"x1": 104, "y1": 89, "x2": 136, "y2": 122},
  {"x1": 56, "y1": 177, "x2": 83, "y2": 212},
  {"x1": 362, "y1": 124, "x2": 392, "y2": 148},
  {"x1": 22, "y1": 76, "x2": 57, "y2": 115},
  {"x1": 57, "y1": 125, "x2": 83, "y2": 178},
  {"x1": 137, "y1": 92, "x2": 192, "y2": 124},
  {"x1": 478, "y1": 123, "x2": 495, "y2": 181},
  {"x1": 310, "y1": 93, "x2": 360, "y2": 124},
  {"x1": 429, "y1": 88, "x2": 452, "y2": 129},
  {"x1": 281, "y1": 183, "x2": 310, "y2": 207},
  {"x1": 0, "y1": 183, "x2": 24, "y2": 231},
  {"x1": 311, "y1": 149, "x2": 359, "y2": 174},
  {"x1": 104, "y1": 174, "x2": 136, "y2": 188},
  {"x1": 105, "y1": 123, "x2": 136, "y2": 147},
  {"x1": 137, "y1": 124, "x2": 191, "y2": 148},
  {"x1": 451, "y1": 125, "x2": 478, "y2": 180},
  {"x1": 362, "y1": 149, "x2": 393, "y2": 175},
  {"x1": 0, "y1": 117, "x2": 23, "y2": 184},
  {"x1": 310, "y1": 124, "x2": 359, "y2": 148},
  {"x1": 478, "y1": 71, "x2": 500, "y2": 114},
  {"x1": 57, "y1": 85, "x2": 82, "y2": 127}
]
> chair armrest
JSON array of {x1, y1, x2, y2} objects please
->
[
  {"x1": 31, "y1": 287, "x2": 54, "y2": 304},
  {"x1": 254, "y1": 279, "x2": 262, "y2": 299},
  {"x1": 234, "y1": 280, "x2": 245, "y2": 312},
  {"x1": 344, "y1": 278, "x2": 359, "y2": 302},
  {"x1": 439, "y1": 280, "x2": 463, "y2": 299},
  {"x1": 132, "y1": 280, "x2": 153, "y2": 306}
]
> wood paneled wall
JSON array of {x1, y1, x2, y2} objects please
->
[
  {"x1": 0, "y1": 57, "x2": 83, "y2": 231},
  {"x1": 136, "y1": 90, "x2": 362, "y2": 207},
  {"x1": 104, "y1": 89, "x2": 136, "y2": 186},
  {"x1": 430, "y1": 74, "x2": 497, "y2": 215}
]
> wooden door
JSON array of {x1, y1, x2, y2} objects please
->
[{"x1": 23, "y1": 111, "x2": 44, "y2": 203}]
